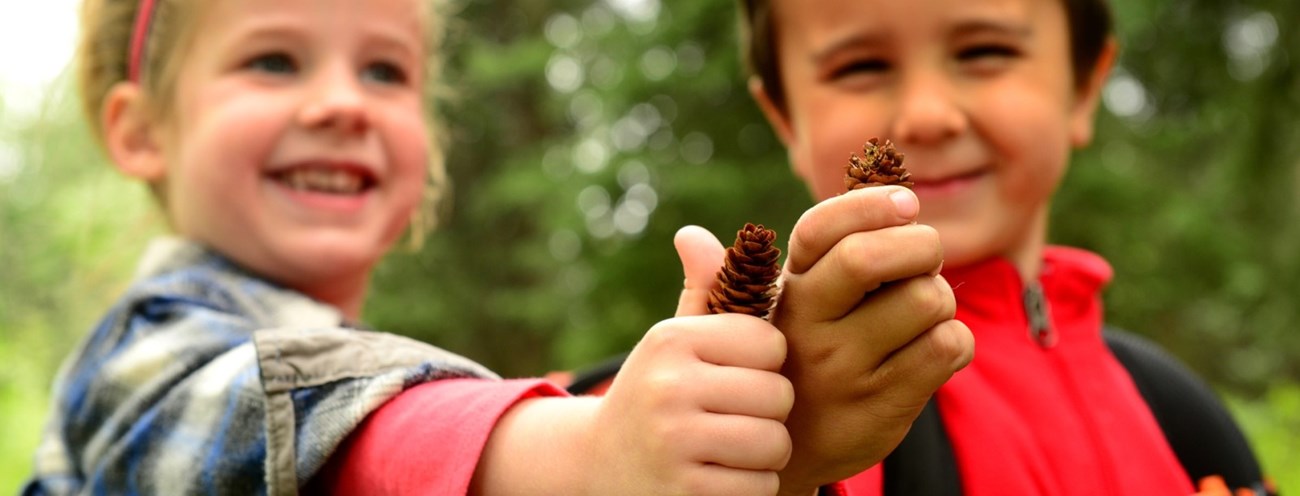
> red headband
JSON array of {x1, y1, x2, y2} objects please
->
[{"x1": 127, "y1": 0, "x2": 160, "y2": 82}]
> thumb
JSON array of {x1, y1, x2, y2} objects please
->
[{"x1": 674, "y1": 225, "x2": 726, "y2": 317}]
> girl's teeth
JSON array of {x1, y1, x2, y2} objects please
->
[{"x1": 279, "y1": 169, "x2": 367, "y2": 194}]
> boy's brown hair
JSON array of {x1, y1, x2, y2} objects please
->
[{"x1": 738, "y1": 0, "x2": 1114, "y2": 110}]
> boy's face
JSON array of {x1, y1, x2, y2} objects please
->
[
  {"x1": 755, "y1": 0, "x2": 1109, "y2": 270},
  {"x1": 159, "y1": 0, "x2": 429, "y2": 299}
]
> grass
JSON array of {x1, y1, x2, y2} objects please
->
[
  {"x1": 1227, "y1": 385, "x2": 1300, "y2": 493},
  {"x1": 0, "y1": 333, "x2": 60, "y2": 493}
]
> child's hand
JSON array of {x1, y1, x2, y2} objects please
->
[
  {"x1": 473, "y1": 233, "x2": 793, "y2": 496},
  {"x1": 588, "y1": 313, "x2": 794, "y2": 495},
  {"x1": 583, "y1": 230, "x2": 795, "y2": 495},
  {"x1": 772, "y1": 187, "x2": 973, "y2": 492}
]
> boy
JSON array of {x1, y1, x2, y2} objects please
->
[{"x1": 736, "y1": 0, "x2": 1272, "y2": 493}]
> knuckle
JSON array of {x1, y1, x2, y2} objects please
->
[
  {"x1": 676, "y1": 471, "x2": 712, "y2": 496},
  {"x1": 908, "y1": 223, "x2": 944, "y2": 262},
  {"x1": 788, "y1": 210, "x2": 823, "y2": 269},
  {"x1": 838, "y1": 233, "x2": 882, "y2": 282},
  {"x1": 644, "y1": 319, "x2": 695, "y2": 350},
  {"x1": 915, "y1": 222, "x2": 941, "y2": 240},
  {"x1": 644, "y1": 367, "x2": 691, "y2": 404},
  {"x1": 729, "y1": 316, "x2": 787, "y2": 367},
  {"x1": 773, "y1": 375, "x2": 796, "y2": 415},
  {"x1": 770, "y1": 420, "x2": 793, "y2": 466},
  {"x1": 934, "y1": 276, "x2": 957, "y2": 319},
  {"x1": 758, "y1": 324, "x2": 788, "y2": 365},
  {"x1": 929, "y1": 320, "x2": 975, "y2": 369},
  {"x1": 905, "y1": 276, "x2": 948, "y2": 322},
  {"x1": 652, "y1": 410, "x2": 692, "y2": 446}
]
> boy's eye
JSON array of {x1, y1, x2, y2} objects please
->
[
  {"x1": 362, "y1": 61, "x2": 409, "y2": 85},
  {"x1": 957, "y1": 44, "x2": 1021, "y2": 63},
  {"x1": 246, "y1": 52, "x2": 298, "y2": 75},
  {"x1": 829, "y1": 59, "x2": 891, "y2": 80}
]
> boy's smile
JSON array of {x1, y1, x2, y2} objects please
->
[
  {"x1": 150, "y1": 0, "x2": 430, "y2": 315},
  {"x1": 752, "y1": 0, "x2": 1110, "y2": 276}
]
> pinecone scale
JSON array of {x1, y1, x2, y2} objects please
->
[
  {"x1": 707, "y1": 223, "x2": 781, "y2": 319},
  {"x1": 845, "y1": 137, "x2": 913, "y2": 190}
]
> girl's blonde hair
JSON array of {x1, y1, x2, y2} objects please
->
[
  {"x1": 75, "y1": 0, "x2": 450, "y2": 239},
  {"x1": 77, "y1": 0, "x2": 194, "y2": 137}
]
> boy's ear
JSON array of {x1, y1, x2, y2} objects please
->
[
  {"x1": 102, "y1": 82, "x2": 167, "y2": 182},
  {"x1": 1070, "y1": 37, "x2": 1119, "y2": 147},
  {"x1": 748, "y1": 76, "x2": 795, "y2": 147}
]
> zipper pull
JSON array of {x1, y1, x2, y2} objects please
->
[{"x1": 1023, "y1": 282, "x2": 1057, "y2": 348}]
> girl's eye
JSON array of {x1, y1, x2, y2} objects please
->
[
  {"x1": 829, "y1": 58, "x2": 891, "y2": 80},
  {"x1": 362, "y1": 61, "x2": 409, "y2": 85},
  {"x1": 246, "y1": 52, "x2": 297, "y2": 75},
  {"x1": 957, "y1": 44, "x2": 1021, "y2": 63}
]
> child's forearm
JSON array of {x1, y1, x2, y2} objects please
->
[{"x1": 470, "y1": 396, "x2": 602, "y2": 496}]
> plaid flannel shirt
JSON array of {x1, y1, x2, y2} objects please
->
[{"x1": 24, "y1": 238, "x2": 496, "y2": 495}]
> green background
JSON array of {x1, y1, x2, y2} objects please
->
[{"x1": 2, "y1": 0, "x2": 1297, "y2": 491}]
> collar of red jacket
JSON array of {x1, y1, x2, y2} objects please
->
[
  {"x1": 941, "y1": 245, "x2": 1112, "y2": 339},
  {"x1": 943, "y1": 246, "x2": 1190, "y2": 496}
]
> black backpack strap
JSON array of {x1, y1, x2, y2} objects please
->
[
  {"x1": 881, "y1": 399, "x2": 963, "y2": 496},
  {"x1": 817, "y1": 400, "x2": 961, "y2": 496},
  {"x1": 1103, "y1": 327, "x2": 1273, "y2": 494},
  {"x1": 565, "y1": 352, "x2": 628, "y2": 395}
]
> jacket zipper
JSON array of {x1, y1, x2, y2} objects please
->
[
  {"x1": 1024, "y1": 274, "x2": 1121, "y2": 493},
  {"x1": 1022, "y1": 281, "x2": 1057, "y2": 348}
]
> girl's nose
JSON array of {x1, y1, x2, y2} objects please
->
[
  {"x1": 298, "y1": 67, "x2": 370, "y2": 136},
  {"x1": 890, "y1": 70, "x2": 967, "y2": 146}
]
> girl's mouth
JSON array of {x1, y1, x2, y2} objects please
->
[{"x1": 269, "y1": 167, "x2": 376, "y2": 196}]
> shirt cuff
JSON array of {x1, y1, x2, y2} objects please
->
[{"x1": 313, "y1": 378, "x2": 567, "y2": 495}]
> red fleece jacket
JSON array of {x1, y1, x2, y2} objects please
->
[{"x1": 840, "y1": 246, "x2": 1193, "y2": 495}]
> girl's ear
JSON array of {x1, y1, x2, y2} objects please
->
[
  {"x1": 1069, "y1": 37, "x2": 1118, "y2": 147},
  {"x1": 102, "y1": 82, "x2": 167, "y2": 182}
]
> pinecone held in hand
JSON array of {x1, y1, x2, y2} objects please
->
[
  {"x1": 708, "y1": 223, "x2": 782, "y2": 319},
  {"x1": 845, "y1": 137, "x2": 914, "y2": 190}
]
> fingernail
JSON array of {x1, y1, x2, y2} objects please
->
[{"x1": 889, "y1": 189, "x2": 919, "y2": 219}]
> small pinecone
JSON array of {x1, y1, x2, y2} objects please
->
[
  {"x1": 708, "y1": 223, "x2": 782, "y2": 319},
  {"x1": 845, "y1": 137, "x2": 914, "y2": 190}
]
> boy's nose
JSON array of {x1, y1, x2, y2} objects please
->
[
  {"x1": 298, "y1": 69, "x2": 370, "y2": 136},
  {"x1": 890, "y1": 72, "x2": 967, "y2": 146}
]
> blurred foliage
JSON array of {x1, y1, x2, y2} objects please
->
[
  {"x1": 369, "y1": 0, "x2": 806, "y2": 375},
  {"x1": 1060, "y1": 0, "x2": 1300, "y2": 393},
  {"x1": 374, "y1": 0, "x2": 1300, "y2": 393},
  {"x1": 2, "y1": 0, "x2": 1298, "y2": 492},
  {"x1": 0, "y1": 75, "x2": 162, "y2": 489}
]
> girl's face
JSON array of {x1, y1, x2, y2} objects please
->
[
  {"x1": 756, "y1": 0, "x2": 1109, "y2": 273},
  {"x1": 159, "y1": 0, "x2": 429, "y2": 308}
]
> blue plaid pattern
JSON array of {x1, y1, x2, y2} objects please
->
[{"x1": 24, "y1": 238, "x2": 495, "y2": 495}]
